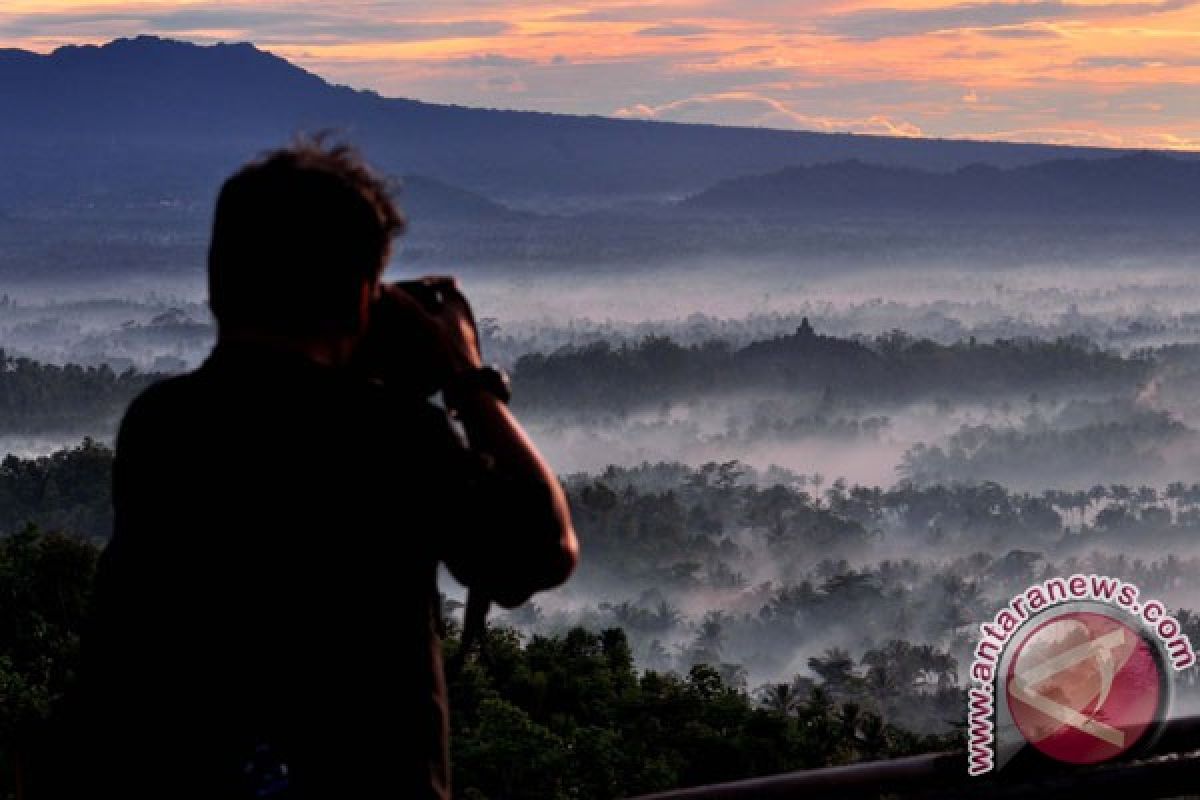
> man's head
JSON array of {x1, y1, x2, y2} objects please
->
[{"x1": 208, "y1": 139, "x2": 405, "y2": 343}]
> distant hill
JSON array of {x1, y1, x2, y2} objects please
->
[
  {"x1": 511, "y1": 323, "x2": 1151, "y2": 410},
  {"x1": 397, "y1": 175, "x2": 533, "y2": 225},
  {"x1": 682, "y1": 154, "x2": 1200, "y2": 216},
  {"x1": 0, "y1": 35, "x2": 1167, "y2": 210}
]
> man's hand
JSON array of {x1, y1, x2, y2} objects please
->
[
  {"x1": 383, "y1": 277, "x2": 483, "y2": 378},
  {"x1": 357, "y1": 277, "x2": 484, "y2": 394}
]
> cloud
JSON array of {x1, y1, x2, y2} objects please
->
[
  {"x1": 636, "y1": 24, "x2": 715, "y2": 37},
  {"x1": 939, "y1": 46, "x2": 1006, "y2": 58},
  {"x1": 976, "y1": 26, "x2": 1063, "y2": 38},
  {"x1": 1073, "y1": 55, "x2": 1171, "y2": 68},
  {"x1": 484, "y1": 73, "x2": 527, "y2": 92},
  {"x1": 962, "y1": 126, "x2": 1130, "y2": 146},
  {"x1": 1120, "y1": 101, "x2": 1165, "y2": 112},
  {"x1": 449, "y1": 53, "x2": 535, "y2": 68},
  {"x1": 614, "y1": 91, "x2": 924, "y2": 137},
  {"x1": 555, "y1": 6, "x2": 702, "y2": 23},
  {"x1": 818, "y1": 0, "x2": 1196, "y2": 41},
  {"x1": 0, "y1": 8, "x2": 512, "y2": 45}
]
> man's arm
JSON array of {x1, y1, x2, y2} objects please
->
[
  {"x1": 449, "y1": 390, "x2": 579, "y2": 607},
  {"x1": 377, "y1": 279, "x2": 578, "y2": 608}
]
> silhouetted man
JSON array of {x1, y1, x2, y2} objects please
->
[{"x1": 74, "y1": 142, "x2": 578, "y2": 798}]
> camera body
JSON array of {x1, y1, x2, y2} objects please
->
[{"x1": 351, "y1": 279, "x2": 455, "y2": 398}]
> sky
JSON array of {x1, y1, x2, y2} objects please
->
[{"x1": 3, "y1": 1, "x2": 1200, "y2": 149}]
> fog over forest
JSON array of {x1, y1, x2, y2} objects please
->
[
  {"x1": 8, "y1": 258, "x2": 1200, "y2": 706},
  {"x1": 9, "y1": 263, "x2": 1200, "y2": 488}
]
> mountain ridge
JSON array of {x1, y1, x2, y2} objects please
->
[
  {"x1": 0, "y1": 35, "x2": 1179, "y2": 210},
  {"x1": 683, "y1": 152, "x2": 1200, "y2": 215}
]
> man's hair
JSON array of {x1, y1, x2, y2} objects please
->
[{"x1": 208, "y1": 138, "x2": 406, "y2": 336}]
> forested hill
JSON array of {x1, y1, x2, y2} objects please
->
[
  {"x1": 682, "y1": 153, "x2": 1200, "y2": 216},
  {"x1": 397, "y1": 175, "x2": 534, "y2": 224},
  {"x1": 511, "y1": 323, "x2": 1151, "y2": 409}
]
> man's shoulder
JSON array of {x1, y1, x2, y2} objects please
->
[
  {"x1": 116, "y1": 371, "x2": 205, "y2": 444},
  {"x1": 126, "y1": 369, "x2": 204, "y2": 412}
]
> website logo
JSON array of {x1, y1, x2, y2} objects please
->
[{"x1": 966, "y1": 575, "x2": 1194, "y2": 776}]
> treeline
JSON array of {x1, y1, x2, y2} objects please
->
[
  {"x1": 0, "y1": 326, "x2": 1152, "y2": 430},
  {"x1": 0, "y1": 439, "x2": 112, "y2": 539},
  {"x1": 0, "y1": 350, "x2": 161, "y2": 433},
  {"x1": 445, "y1": 626, "x2": 959, "y2": 799},
  {"x1": 511, "y1": 324, "x2": 1150, "y2": 410},
  {"x1": 569, "y1": 461, "x2": 1200, "y2": 582},
  {"x1": 14, "y1": 444, "x2": 1200, "y2": 566},
  {"x1": 899, "y1": 411, "x2": 1193, "y2": 487},
  {"x1": 569, "y1": 462, "x2": 1067, "y2": 579}
]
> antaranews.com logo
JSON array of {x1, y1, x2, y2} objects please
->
[{"x1": 967, "y1": 574, "x2": 1195, "y2": 776}]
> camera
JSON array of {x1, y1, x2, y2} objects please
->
[{"x1": 351, "y1": 278, "x2": 464, "y2": 398}]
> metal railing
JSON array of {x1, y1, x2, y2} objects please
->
[{"x1": 630, "y1": 715, "x2": 1200, "y2": 799}]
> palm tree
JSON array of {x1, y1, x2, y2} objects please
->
[
  {"x1": 838, "y1": 702, "x2": 862, "y2": 742},
  {"x1": 862, "y1": 657, "x2": 900, "y2": 720},
  {"x1": 756, "y1": 681, "x2": 803, "y2": 716},
  {"x1": 858, "y1": 711, "x2": 889, "y2": 759},
  {"x1": 652, "y1": 599, "x2": 682, "y2": 632},
  {"x1": 685, "y1": 610, "x2": 729, "y2": 666},
  {"x1": 808, "y1": 647, "x2": 857, "y2": 697}
]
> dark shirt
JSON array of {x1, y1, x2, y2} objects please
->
[{"x1": 77, "y1": 341, "x2": 515, "y2": 799}]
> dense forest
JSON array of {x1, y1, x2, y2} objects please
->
[
  {"x1": 5, "y1": 441, "x2": 1200, "y2": 797},
  {"x1": 0, "y1": 325, "x2": 1157, "y2": 431},
  {"x1": 0, "y1": 520, "x2": 958, "y2": 800},
  {"x1": 0, "y1": 351, "x2": 162, "y2": 434},
  {"x1": 0, "y1": 483, "x2": 965, "y2": 800},
  {"x1": 510, "y1": 325, "x2": 1150, "y2": 410}
]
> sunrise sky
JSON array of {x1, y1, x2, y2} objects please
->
[{"x1": 3, "y1": 1, "x2": 1199, "y2": 149}]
